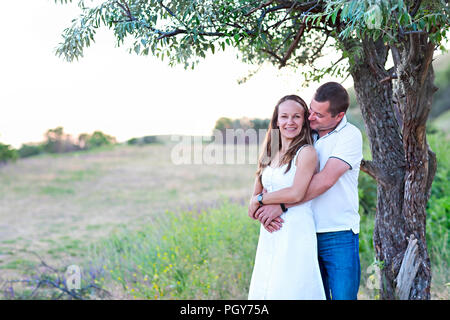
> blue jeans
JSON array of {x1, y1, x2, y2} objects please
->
[{"x1": 317, "y1": 230, "x2": 361, "y2": 300}]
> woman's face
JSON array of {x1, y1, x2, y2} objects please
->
[{"x1": 276, "y1": 100, "x2": 305, "y2": 140}]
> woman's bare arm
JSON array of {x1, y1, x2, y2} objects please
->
[{"x1": 251, "y1": 146, "x2": 317, "y2": 206}]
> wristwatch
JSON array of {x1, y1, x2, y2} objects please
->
[
  {"x1": 280, "y1": 203, "x2": 288, "y2": 213},
  {"x1": 257, "y1": 193, "x2": 264, "y2": 205}
]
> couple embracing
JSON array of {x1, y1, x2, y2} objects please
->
[{"x1": 247, "y1": 82, "x2": 363, "y2": 300}]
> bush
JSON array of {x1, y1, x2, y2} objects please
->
[
  {"x1": 127, "y1": 137, "x2": 139, "y2": 145},
  {"x1": 78, "y1": 131, "x2": 117, "y2": 150},
  {"x1": 127, "y1": 135, "x2": 158, "y2": 146},
  {"x1": 358, "y1": 172, "x2": 377, "y2": 216},
  {"x1": 425, "y1": 134, "x2": 449, "y2": 275},
  {"x1": 18, "y1": 143, "x2": 44, "y2": 158},
  {"x1": 43, "y1": 127, "x2": 80, "y2": 153},
  {"x1": 0, "y1": 143, "x2": 18, "y2": 164},
  {"x1": 142, "y1": 135, "x2": 157, "y2": 144}
]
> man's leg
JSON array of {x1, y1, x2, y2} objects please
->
[
  {"x1": 317, "y1": 251, "x2": 331, "y2": 300},
  {"x1": 317, "y1": 230, "x2": 361, "y2": 300}
]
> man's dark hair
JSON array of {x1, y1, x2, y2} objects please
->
[{"x1": 314, "y1": 82, "x2": 349, "y2": 117}]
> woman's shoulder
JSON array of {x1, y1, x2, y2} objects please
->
[
  {"x1": 294, "y1": 144, "x2": 317, "y2": 166},
  {"x1": 296, "y1": 144, "x2": 316, "y2": 156}
]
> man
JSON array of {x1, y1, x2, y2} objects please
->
[{"x1": 255, "y1": 82, "x2": 363, "y2": 300}]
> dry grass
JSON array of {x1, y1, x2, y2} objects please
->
[{"x1": 0, "y1": 143, "x2": 257, "y2": 281}]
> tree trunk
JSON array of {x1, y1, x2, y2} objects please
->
[
  {"x1": 343, "y1": 36, "x2": 437, "y2": 299},
  {"x1": 391, "y1": 33, "x2": 437, "y2": 299}
]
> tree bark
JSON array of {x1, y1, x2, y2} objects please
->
[
  {"x1": 391, "y1": 33, "x2": 437, "y2": 299},
  {"x1": 342, "y1": 35, "x2": 436, "y2": 299}
]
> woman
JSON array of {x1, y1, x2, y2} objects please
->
[{"x1": 247, "y1": 95, "x2": 325, "y2": 300}]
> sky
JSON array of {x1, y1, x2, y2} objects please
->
[{"x1": 0, "y1": 1, "x2": 445, "y2": 149}]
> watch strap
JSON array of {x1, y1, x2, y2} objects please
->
[{"x1": 258, "y1": 193, "x2": 264, "y2": 205}]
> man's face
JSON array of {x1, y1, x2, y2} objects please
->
[{"x1": 308, "y1": 98, "x2": 344, "y2": 136}]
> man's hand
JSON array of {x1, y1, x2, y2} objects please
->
[
  {"x1": 254, "y1": 204, "x2": 284, "y2": 232},
  {"x1": 263, "y1": 217, "x2": 284, "y2": 233}
]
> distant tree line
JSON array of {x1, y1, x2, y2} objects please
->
[
  {"x1": 0, "y1": 127, "x2": 116, "y2": 165},
  {"x1": 213, "y1": 117, "x2": 270, "y2": 144},
  {"x1": 126, "y1": 135, "x2": 158, "y2": 146}
]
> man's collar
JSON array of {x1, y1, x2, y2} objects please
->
[
  {"x1": 334, "y1": 115, "x2": 348, "y2": 133},
  {"x1": 312, "y1": 115, "x2": 348, "y2": 141}
]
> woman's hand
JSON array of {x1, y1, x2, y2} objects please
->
[
  {"x1": 251, "y1": 194, "x2": 260, "y2": 207},
  {"x1": 248, "y1": 196, "x2": 260, "y2": 220}
]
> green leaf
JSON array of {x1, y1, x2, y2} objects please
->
[{"x1": 331, "y1": 10, "x2": 338, "y2": 24}]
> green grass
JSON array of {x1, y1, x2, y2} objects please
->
[
  {"x1": 0, "y1": 259, "x2": 37, "y2": 271},
  {"x1": 85, "y1": 200, "x2": 259, "y2": 299},
  {"x1": 53, "y1": 168, "x2": 100, "y2": 184},
  {"x1": 39, "y1": 186, "x2": 75, "y2": 196}
]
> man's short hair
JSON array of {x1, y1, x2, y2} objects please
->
[{"x1": 314, "y1": 82, "x2": 349, "y2": 117}]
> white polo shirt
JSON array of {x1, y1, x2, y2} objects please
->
[{"x1": 311, "y1": 115, "x2": 363, "y2": 234}]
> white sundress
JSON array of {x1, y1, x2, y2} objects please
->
[{"x1": 248, "y1": 145, "x2": 326, "y2": 300}]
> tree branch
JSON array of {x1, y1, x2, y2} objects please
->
[
  {"x1": 360, "y1": 159, "x2": 378, "y2": 180},
  {"x1": 261, "y1": 48, "x2": 283, "y2": 63},
  {"x1": 115, "y1": 0, "x2": 135, "y2": 21},
  {"x1": 279, "y1": 23, "x2": 306, "y2": 67},
  {"x1": 360, "y1": 159, "x2": 399, "y2": 186},
  {"x1": 409, "y1": 0, "x2": 422, "y2": 17},
  {"x1": 245, "y1": 0, "x2": 274, "y2": 16},
  {"x1": 274, "y1": 1, "x2": 323, "y2": 14},
  {"x1": 155, "y1": 28, "x2": 226, "y2": 40}
]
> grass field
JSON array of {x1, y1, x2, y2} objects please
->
[
  {"x1": 0, "y1": 139, "x2": 448, "y2": 299},
  {"x1": 0, "y1": 142, "x2": 257, "y2": 294}
]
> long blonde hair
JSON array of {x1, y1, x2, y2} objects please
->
[{"x1": 256, "y1": 95, "x2": 313, "y2": 181}]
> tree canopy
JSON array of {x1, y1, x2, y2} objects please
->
[{"x1": 55, "y1": 1, "x2": 449, "y2": 83}]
